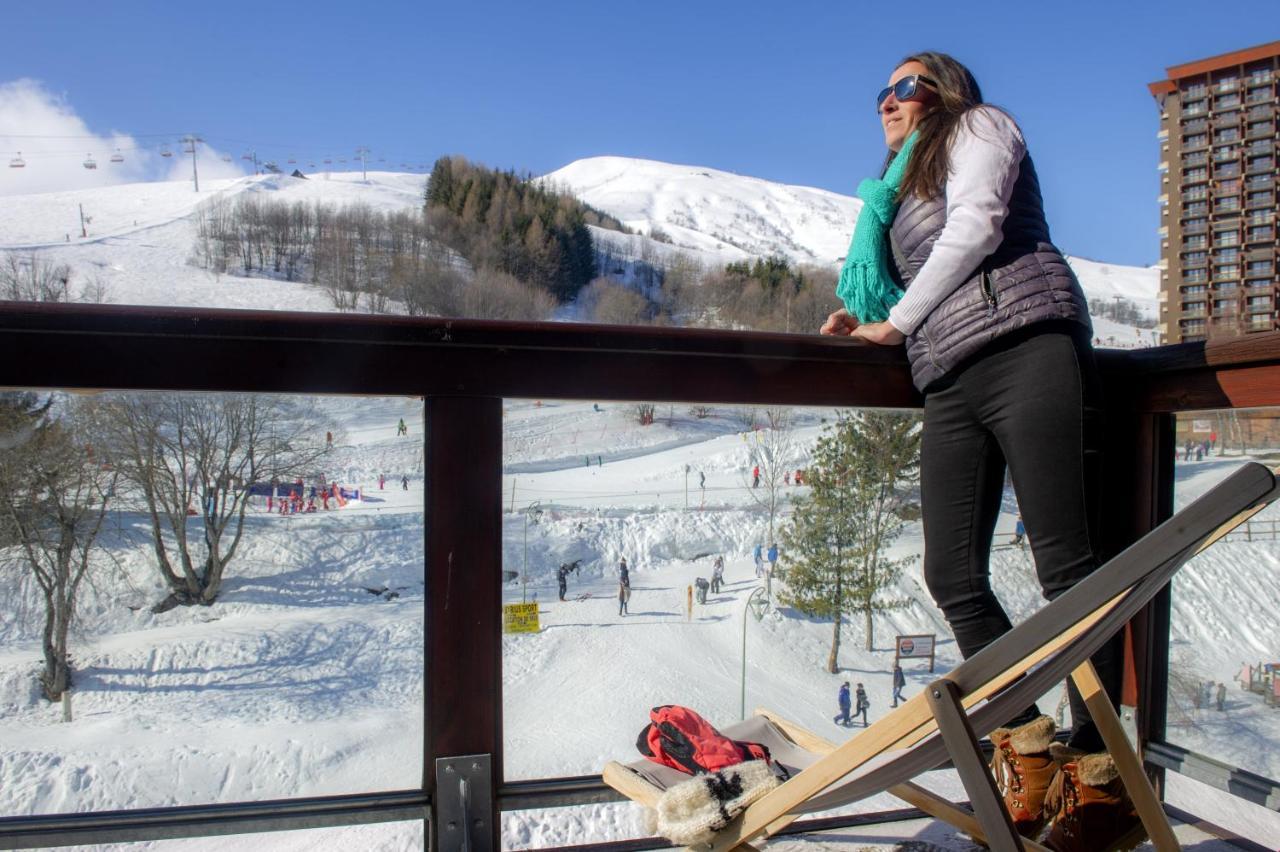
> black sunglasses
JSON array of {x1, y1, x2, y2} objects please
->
[{"x1": 876, "y1": 75, "x2": 938, "y2": 111}]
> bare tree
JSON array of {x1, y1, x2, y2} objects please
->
[
  {"x1": 94, "y1": 393, "x2": 330, "y2": 609},
  {"x1": 742, "y1": 407, "x2": 799, "y2": 546},
  {"x1": 581, "y1": 278, "x2": 653, "y2": 325},
  {"x1": 0, "y1": 253, "x2": 73, "y2": 302},
  {"x1": 0, "y1": 395, "x2": 114, "y2": 700}
]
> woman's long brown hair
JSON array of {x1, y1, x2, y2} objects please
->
[{"x1": 887, "y1": 51, "x2": 987, "y2": 201}]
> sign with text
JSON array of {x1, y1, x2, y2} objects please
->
[
  {"x1": 896, "y1": 634, "x2": 937, "y2": 671},
  {"x1": 503, "y1": 602, "x2": 541, "y2": 634}
]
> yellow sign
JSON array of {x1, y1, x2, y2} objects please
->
[{"x1": 503, "y1": 602, "x2": 541, "y2": 634}]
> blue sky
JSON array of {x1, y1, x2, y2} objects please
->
[{"x1": 2, "y1": 1, "x2": 1276, "y2": 266}]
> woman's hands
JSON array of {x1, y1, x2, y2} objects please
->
[
  {"x1": 820, "y1": 309, "x2": 859, "y2": 336},
  {"x1": 852, "y1": 321, "x2": 905, "y2": 346},
  {"x1": 819, "y1": 310, "x2": 905, "y2": 346}
]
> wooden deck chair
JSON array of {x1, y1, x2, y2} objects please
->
[{"x1": 605, "y1": 462, "x2": 1279, "y2": 852}]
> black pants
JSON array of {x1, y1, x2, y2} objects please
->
[{"x1": 920, "y1": 324, "x2": 1121, "y2": 753}]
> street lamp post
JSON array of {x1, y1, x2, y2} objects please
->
[
  {"x1": 740, "y1": 585, "x2": 771, "y2": 719},
  {"x1": 522, "y1": 502, "x2": 542, "y2": 603}
]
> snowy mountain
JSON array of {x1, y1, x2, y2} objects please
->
[{"x1": 543, "y1": 156, "x2": 1160, "y2": 324}]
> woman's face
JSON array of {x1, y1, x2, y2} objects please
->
[{"x1": 881, "y1": 60, "x2": 935, "y2": 152}]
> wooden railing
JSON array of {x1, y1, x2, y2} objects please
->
[{"x1": 1, "y1": 302, "x2": 1279, "y2": 850}]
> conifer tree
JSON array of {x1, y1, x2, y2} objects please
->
[{"x1": 780, "y1": 411, "x2": 920, "y2": 672}]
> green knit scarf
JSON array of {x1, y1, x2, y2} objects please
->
[{"x1": 836, "y1": 131, "x2": 918, "y2": 323}]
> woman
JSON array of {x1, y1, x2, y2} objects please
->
[{"x1": 821, "y1": 53, "x2": 1138, "y2": 850}]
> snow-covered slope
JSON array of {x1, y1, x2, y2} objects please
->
[
  {"x1": 544, "y1": 156, "x2": 1160, "y2": 324},
  {"x1": 543, "y1": 156, "x2": 860, "y2": 266}
]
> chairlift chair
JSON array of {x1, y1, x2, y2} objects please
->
[
  {"x1": 241, "y1": 152, "x2": 254, "y2": 162},
  {"x1": 287, "y1": 157, "x2": 296, "y2": 164},
  {"x1": 160, "y1": 145, "x2": 173, "y2": 158},
  {"x1": 221, "y1": 154, "x2": 232, "y2": 163},
  {"x1": 83, "y1": 154, "x2": 97, "y2": 170},
  {"x1": 109, "y1": 150, "x2": 124, "y2": 164},
  {"x1": 8, "y1": 152, "x2": 24, "y2": 169},
  {"x1": 323, "y1": 158, "x2": 332, "y2": 165}
]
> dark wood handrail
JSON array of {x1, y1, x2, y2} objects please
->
[
  {"x1": 0, "y1": 302, "x2": 919, "y2": 408},
  {"x1": 5, "y1": 302, "x2": 1279, "y2": 412}
]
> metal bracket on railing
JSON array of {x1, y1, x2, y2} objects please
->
[
  {"x1": 434, "y1": 754, "x2": 494, "y2": 852},
  {"x1": 1119, "y1": 704, "x2": 1139, "y2": 750}
]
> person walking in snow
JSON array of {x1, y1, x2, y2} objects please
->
[
  {"x1": 1013, "y1": 514, "x2": 1025, "y2": 548},
  {"x1": 618, "y1": 563, "x2": 632, "y2": 617},
  {"x1": 401, "y1": 475, "x2": 409, "y2": 490},
  {"x1": 1216, "y1": 682, "x2": 1227, "y2": 712},
  {"x1": 711, "y1": 556, "x2": 725, "y2": 594},
  {"x1": 695, "y1": 577, "x2": 709, "y2": 605},
  {"x1": 556, "y1": 563, "x2": 572, "y2": 602},
  {"x1": 835, "y1": 681, "x2": 852, "y2": 727},
  {"x1": 766, "y1": 542, "x2": 779, "y2": 593},
  {"x1": 379, "y1": 474, "x2": 386, "y2": 490},
  {"x1": 854, "y1": 683, "x2": 869, "y2": 727},
  {"x1": 752, "y1": 464, "x2": 760, "y2": 488},
  {"x1": 396, "y1": 418, "x2": 407, "y2": 437},
  {"x1": 753, "y1": 543, "x2": 764, "y2": 578},
  {"x1": 892, "y1": 663, "x2": 907, "y2": 707}
]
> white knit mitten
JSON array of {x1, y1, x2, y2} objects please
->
[{"x1": 654, "y1": 760, "x2": 779, "y2": 846}]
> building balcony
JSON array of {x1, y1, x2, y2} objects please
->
[
  {"x1": 1247, "y1": 140, "x2": 1275, "y2": 155},
  {"x1": 1245, "y1": 161, "x2": 1275, "y2": 175},
  {"x1": 1157, "y1": 128, "x2": 1169, "y2": 141},
  {"x1": 1246, "y1": 105, "x2": 1275, "y2": 120},
  {"x1": 1183, "y1": 222, "x2": 1209, "y2": 235},
  {"x1": 1212, "y1": 113, "x2": 1242, "y2": 128},
  {"x1": 1181, "y1": 117, "x2": 1209, "y2": 132},
  {"x1": 1246, "y1": 196, "x2": 1275, "y2": 210}
]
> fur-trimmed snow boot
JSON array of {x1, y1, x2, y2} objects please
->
[
  {"x1": 1043, "y1": 743, "x2": 1146, "y2": 852},
  {"x1": 989, "y1": 714, "x2": 1058, "y2": 837},
  {"x1": 653, "y1": 759, "x2": 779, "y2": 846}
]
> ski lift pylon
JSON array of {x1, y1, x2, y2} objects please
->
[
  {"x1": 8, "y1": 152, "x2": 24, "y2": 169},
  {"x1": 83, "y1": 154, "x2": 98, "y2": 170}
]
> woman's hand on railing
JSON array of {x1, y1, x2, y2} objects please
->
[
  {"x1": 851, "y1": 321, "x2": 905, "y2": 346},
  {"x1": 820, "y1": 309, "x2": 860, "y2": 336}
]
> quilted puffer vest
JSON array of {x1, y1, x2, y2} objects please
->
[{"x1": 889, "y1": 151, "x2": 1090, "y2": 392}]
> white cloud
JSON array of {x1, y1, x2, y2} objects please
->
[{"x1": 0, "y1": 79, "x2": 244, "y2": 197}]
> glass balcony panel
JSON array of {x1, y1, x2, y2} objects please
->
[{"x1": 0, "y1": 388, "x2": 426, "y2": 815}]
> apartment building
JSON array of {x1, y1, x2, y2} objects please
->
[{"x1": 1149, "y1": 40, "x2": 1280, "y2": 343}]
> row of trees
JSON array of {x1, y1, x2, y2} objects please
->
[
  {"x1": 1, "y1": 252, "x2": 109, "y2": 304},
  {"x1": 1088, "y1": 296, "x2": 1154, "y2": 329},
  {"x1": 192, "y1": 196, "x2": 556, "y2": 318},
  {"x1": 425, "y1": 156, "x2": 607, "y2": 301},
  {"x1": 0, "y1": 391, "x2": 330, "y2": 701}
]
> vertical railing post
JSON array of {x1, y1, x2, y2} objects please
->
[
  {"x1": 1097, "y1": 407, "x2": 1175, "y2": 792},
  {"x1": 425, "y1": 396, "x2": 503, "y2": 850}
]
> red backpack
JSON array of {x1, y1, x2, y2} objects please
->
[{"x1": 636, "y1": 705, "x2": 772, "y2": 775}]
